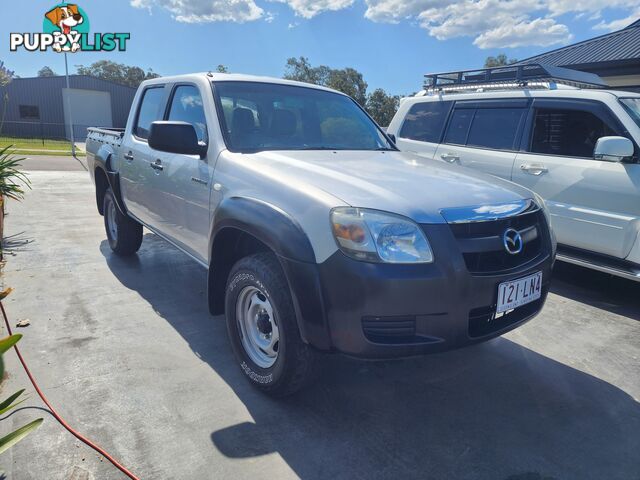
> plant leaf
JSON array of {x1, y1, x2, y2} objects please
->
[
  {"x1": 0, "y1": 418, "x2": 43, "y2": 454},
  {"x1": 0, "y1": 335, "x2": 21, "y2": 379},
  {"x1": 0, "y1": 287, "x2": 12, "y2": 300},
  {"x1": 0, "y1": 334, "x2": 21, "y2": 355},
  {"x1": 0, "y1": 147, "x2": 30, "y2": 201},
  {"x1": 0, "y1": 389, "x2": 26, "y2": 415}
]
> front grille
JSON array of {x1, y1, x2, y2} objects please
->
[{"x1": 448, "y1": 210, "x2": 545, "y2": 275}]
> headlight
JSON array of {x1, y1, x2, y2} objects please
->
[{"x1": 330, "y1": 207, "x2": 434, "y2": 263}]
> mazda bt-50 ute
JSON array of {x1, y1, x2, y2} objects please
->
[{"x1": 87, "y1": 73, "x2": 556, "y2": 395}]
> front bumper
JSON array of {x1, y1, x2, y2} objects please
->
[{"x1": 281, "y1": 223, "x2": 553, "y2": 359}]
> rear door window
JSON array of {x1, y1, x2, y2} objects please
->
[
  {"x1": 134, "y1": 87, "x2": 165, "y2": 140},
  {"x1": 529, "y1": 108, "x2": 617, "y2": 158},
  {"x1": 399, "y1": 101, "x2": 452, "y2": 143},
  {"x1": 466, "y1": 108, "x2": 525, "y2": 150},
  {"x1": 443, "y1": 109, "x2": 473, "y2": 145}
]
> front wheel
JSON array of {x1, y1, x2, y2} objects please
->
[
  {"x1": 103, "y1": 188, "x2": 143, "y2": 256},
  {"x1": 225, "y1": 253, "x2": 317, "y2": 396}
]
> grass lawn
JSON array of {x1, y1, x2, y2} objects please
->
[
  {"x1": 0, "y1": 136, "x2": 72, "y2": 150},
  {"x1": 0, "y1": 136, "x2": 85, "y2": 156}
]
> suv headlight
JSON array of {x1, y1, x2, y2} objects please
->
[{"x1": 330, "y1": 207, "x2": 434, "y2": 264}]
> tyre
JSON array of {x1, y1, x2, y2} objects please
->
[
  {"x1": 103, "y1": 188, "x2": 143, "y2": 256},
  {"x1": 225, "y1": 252, "x2": 317, "y2": 396}
]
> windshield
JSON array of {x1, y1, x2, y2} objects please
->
[
  {"x1": 212, "y1": 81, "x2": 394, "y2": 152},
  {"x1": 620, "y1": 98, "x2": 640, "y2": 128}
]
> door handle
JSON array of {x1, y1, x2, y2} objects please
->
[
  {"x1": 440, "y1": 153, "x2": 460, "y2": 163},
  {"x1": 123, "y1": 152, "x2": 134, "y2": 161},
  {"x1": 150, "y1": 159, "x2": 164, "y2": 171},
  {"x1": 520, "y1": 163, "x2": 548, "y2": 175}
]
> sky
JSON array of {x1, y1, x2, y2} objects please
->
[{"x1": 3, "y1": 0, "x2": 639, "y2": 95}]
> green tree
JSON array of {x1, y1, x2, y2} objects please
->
[
  {"x1": 283, "y1": 57, "x2": 368, "y2": 107},
  {"x1": 75, "y1": 60, "x2": 160, "y2": 87},
  {"x1": 484, "y1": 54, "x2": 518, "y2": 68},
  {"x1": 37, "y1": 66, "x2": 57, "y2": 77},
  {"x1": 216, "y1": 64, "x2": 229, "y2": 73},
  {"x1": 326, "y1": 68, "x2": 368, "y2": 107},
  {"x1": 284, "y1": 56, "x2": 329, "y2": 85},
  {"x1": 366, "y1": 88, "x2": 400, "y2": 127},
  {"x1": 0, "y1": 62, "x2": 14, "y2": 87}
]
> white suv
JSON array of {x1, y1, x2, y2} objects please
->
[{"x1": 388, "y1": 65, "x2": 640, "y2": 281}]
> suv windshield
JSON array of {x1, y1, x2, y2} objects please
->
[
  {"x1": 620, "y1": 98, "x2": 640, "y2": 128},
  {"x1": 213, "y1": 81, "x2": 394, "y2": 152}
]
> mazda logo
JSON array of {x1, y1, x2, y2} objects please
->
[{"x1": 503, "y1": 228, "x2": 523, "y2": 255}]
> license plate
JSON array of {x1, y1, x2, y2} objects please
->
[{"x1": 496, "y1": 271, "x2": 542, "y2": 314}]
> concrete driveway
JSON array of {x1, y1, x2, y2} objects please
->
[{"x1": 1, "y1": 167, "x2": 639, "y2": 480}]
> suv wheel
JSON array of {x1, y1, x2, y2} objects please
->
[
  {"x1": 103, "y1": 188, "x2": 143, "y2": 256},
  {"x1": 225, "y1": 252, "x2": 317, "y2": 396}
]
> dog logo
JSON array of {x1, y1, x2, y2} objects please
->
[
  {"x1": 44, "y1": 4, "x2": 85, "y2": 52},
  {"x1": 503, "y1": 228, "x2": 523, "y2": 255},
  {"x1": 10, "y1": 3, "x2": 129, "y2": 53}
]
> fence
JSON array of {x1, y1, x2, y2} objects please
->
[{"x1": 0, "y1": 121, "x2": 89, "y2": 144}]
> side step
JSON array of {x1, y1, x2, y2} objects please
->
[{"x1": 556, "y1": 245, "x2": 640, "y2": 282}]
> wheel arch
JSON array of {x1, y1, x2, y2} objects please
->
[
  {"x1": 208, "y1": 197, "x2": 331, "y2": 349},
  {"x1": 93, "y1": 148, "x2": 127, "y2": 217},
  {"x1": 94, "y1": 166, "x2": 109, "y2": 215}
]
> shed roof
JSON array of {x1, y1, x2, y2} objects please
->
[{"x1": 517, "y1": 18, "x2": 640, "y2": 69}]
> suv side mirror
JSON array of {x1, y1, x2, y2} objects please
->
[
  {"x1": 594, "y1": 136, "x2": 634, "y2": 162},
  {"x1": 148, "y1": 121, "x2": 207, "y2": 159}
]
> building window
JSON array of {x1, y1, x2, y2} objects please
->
[{"x1": 19, "y1": 105, "x2": 40, "y2": 120}]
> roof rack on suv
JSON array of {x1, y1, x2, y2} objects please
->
[{"x1": 422, "y1": 63, "x2": 608, "y2": 94}]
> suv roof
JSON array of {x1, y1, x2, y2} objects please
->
[
  {"x1": 406, "y1": 88, "x2": 640, "y2": 103},
  {"x1": 424, "y1": 64, "x2": 608, "y2": 91},
  {"x1": 414, "y1": 63, "x2": 640, "y2": 103}
]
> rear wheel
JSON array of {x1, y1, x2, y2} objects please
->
[
  {"x1": 103, "y1": 188, "x2": 142, "y2": 256},
  {"x1": 225, "y1": 252, "x2": 317, "y2": 396}
]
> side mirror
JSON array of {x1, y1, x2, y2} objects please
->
[
  {"x1": 148, "y1": 121, "x2": 207, "y2": 158},
  {"x1": 594, "y1": 136, "x2": 634, "y2": 162}
]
